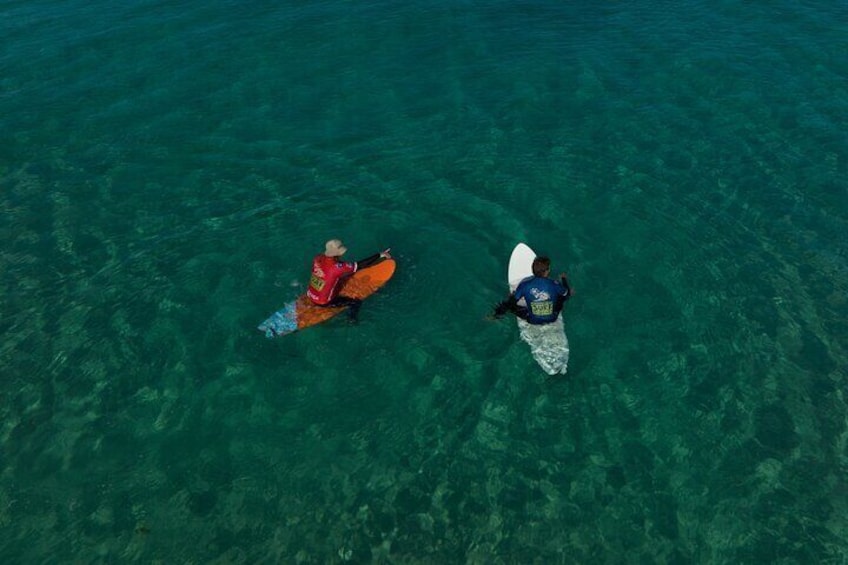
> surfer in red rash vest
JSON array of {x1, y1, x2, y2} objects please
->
[{"x1": 307, "y1": 239, "x2": 391, "y2": 321}]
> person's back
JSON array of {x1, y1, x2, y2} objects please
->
[
  {"x1": 514, "y1": 275, "x2": 566, "y2": 324},
  {"x1": 492, "y1": 255, "x2": 572, "y2": 324},
  {"x1": 307, "y1": 252, "x2": 356, "y2": 305}
]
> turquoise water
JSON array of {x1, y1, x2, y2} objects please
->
[{"x1": 2, "y1": 0, "x2": 847, "y2": 561}]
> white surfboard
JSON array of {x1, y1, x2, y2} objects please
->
[{"x1": 506, "y1": 243, "x2": 570, "y2": 375}]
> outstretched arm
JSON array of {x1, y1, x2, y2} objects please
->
[{"x1": 356, "y1": 248, "x2": 392, "y2": 270}]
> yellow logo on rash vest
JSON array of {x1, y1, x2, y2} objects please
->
[
  {"x1": 309, "y1": 274, "x2": 325, "y2": 290},
  {"x1": 530, "y1": 301, "x2": 553, "y2": 316}
]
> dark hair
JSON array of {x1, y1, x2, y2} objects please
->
[{"x1": 532, "y1": 256, "x2": 551, "y2": 277}]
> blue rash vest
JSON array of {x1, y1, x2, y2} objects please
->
[{"x1": 514, "y1": 276, "x2": 569, "y2": 324}]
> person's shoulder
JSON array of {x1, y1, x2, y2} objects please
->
[
  {"x1": 541, "y1": 276, "x2": 563, "y2": 290},
  {"x1": 515, "y1": 275, "x2": 534, "y2": 290},
  {"x1": 548, "y1": 276, "x2": 564, "y2": 287},
  {"x1": 551, "y1": 277, "x2": 569, "y2": 294}
]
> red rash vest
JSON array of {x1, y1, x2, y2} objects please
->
[{"x1": 306, "y1": 254, "x2": 357, "y2": 305}]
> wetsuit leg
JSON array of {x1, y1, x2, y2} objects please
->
[
  {"x1": 554, "y1": 296, "x2": 565, "y2": 315},
  {"x1": 327, "y1": 296, "x2": 363, "y2": 321},
  {"x1": 514, "y1": 306, "x2": 530, "y2": 321},
  {"x1": 493, "y1": 294, "x2": 529, "y2": 321}
]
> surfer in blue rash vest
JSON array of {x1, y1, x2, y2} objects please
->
[{"x1": 491, "y1": 256, "x2": 573, "y2": 324}]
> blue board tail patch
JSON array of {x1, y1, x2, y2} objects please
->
[{"x1": 258, "y1": 302, "x2": 298, "y2": 337}]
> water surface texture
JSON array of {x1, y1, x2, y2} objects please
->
[{"x1": 2, "y1": 0, "x2": 847, "y2": 562}]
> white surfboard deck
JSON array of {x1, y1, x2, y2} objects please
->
[
  {"x1": 508, "y1": 243, "x2": 536, "y2": 291},
  {"x1": 507, "y1": 243, "x2": 569, "y2": 375}
]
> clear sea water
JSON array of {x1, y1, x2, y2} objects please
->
[{"x1": 2, "y1": 0, "x2": 847, "y2": 562}]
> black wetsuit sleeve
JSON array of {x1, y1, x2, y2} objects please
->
[
  {"x1": 356, "y1": 253, "x2": 382, "y2": 270},
  {"x1": 560, "y1": 276, "x2": 573, "y2": 300},
  {"x1": 493, "y1": 294, "x2": 518, "y2": 317}
]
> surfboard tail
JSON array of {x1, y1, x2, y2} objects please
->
[{"x1": 258, "y1": 301, "x2": 299, "y2": 338}]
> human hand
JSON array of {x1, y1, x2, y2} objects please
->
[{"x1": 380, "y1": 248, "x2": 392, "y2": 259}]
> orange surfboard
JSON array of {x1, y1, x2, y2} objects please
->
[{"x1": 258, "y1": 259, "x2": 396, "y2": 337}]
